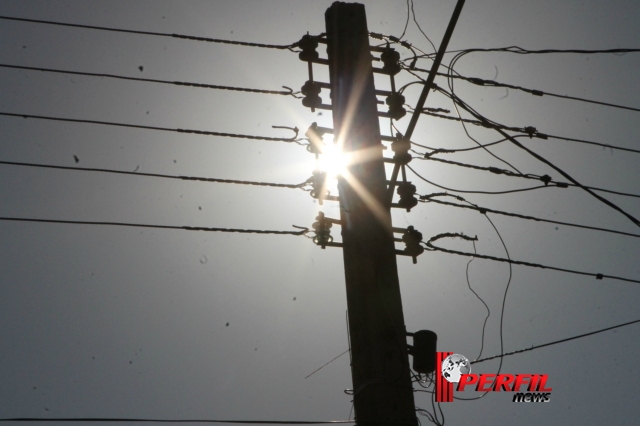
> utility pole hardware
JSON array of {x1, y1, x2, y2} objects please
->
[{"x1": 325, "y1": 3, "x2": 417, "y2": 425}]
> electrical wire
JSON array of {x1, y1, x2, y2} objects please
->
[
  {"x1": 0, "y1": 217, "x2": 309, "y2": 236},
  {"x1": 411, "y1": 106, "x2": 529, "y2": 134},
  {"x1": 447, "y1": 212, "x2": 511, "y2": 402},
  {"x1": 406, "y1": 164, "x2": 559, "y2": 195},
  {"x1": 409, "y1": 0, "x2": 437, "y2": 55},
  {"x1": 413, "y1": 137, "x2": 510, "y2": 154},
  {"x1": 0, "y1": 63, "x2": 300, "y2": 97},
  {"x1": 434, "y1": 50, "x2": 640, "y2": 155},
  {"x1": 438, "y1": 46, "x2": 640, "y2": 95},
  {"x1": 0, "y1": 112, "x2": 305, "y2": 144},
  {"x1": 438, "y1": 71, "x2": 640, "y2": 113},
  {"x1": 542, "y1": 132, "x2": 640, "y2": 155},
  {"x1": 453, "y1": 46, "x2": 640, "y2": 56},
  {"x1": 436, "y1": 86, "x2": 640, "y2": 227},
  {"x1": 408, "y1": 92, "x2": 640, "y2": 155},
  {"x1": 398, "y1": 0, "x2": 411, "y2": 41},
  {"x1": 424, "y1": 232, "x2": 640, "y2": 284},
  {"x1": 405, "y1": 46, "x2": 640, "y2": 62},
  {"x1": 406, "y1": 63, "x2": 640, "y2": 114},
  {"x1": 303, "y1": 349, "x2": 350, "y2": 379},
  {"x1": 419, "y1": 193, "x2": 640, "y2": 240},
  {"x1": 0, "y1": 160, "x2": 311, "y2": 190},
  {"x1": 472, "y1": 317, "x2": 640, "y2": 365},
  {"x1": 414, "y1": 155, "x2": 640, "y2": 199},
  {"x1": 465, "y1": 241, "x2": 490, "y2": 361},
  {"x1": 0, "y1": 420, "x2": 353, "y2": 425},
  {"x1": 401, "y1": 0, "x2": 466, "y2": 144},
  {"x1": 0, "y1": 15, "x2": 300, "y2": 50},
  {"x1": 403, "y1": 67, "x2": 523, "y2": 174}
]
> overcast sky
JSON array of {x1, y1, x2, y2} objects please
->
[{"x1": 1, "y1": 1, "x2": 639, "y2": 425}]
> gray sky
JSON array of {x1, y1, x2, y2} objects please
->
[{"x1": 1, "y1": 1, "x2": 639, "y2": 425}]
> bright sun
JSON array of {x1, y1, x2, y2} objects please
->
[{"x1": 318, "y1": 141, "x2": 349, "y2": 178}]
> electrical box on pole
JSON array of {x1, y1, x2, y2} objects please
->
[{"x1": 325, "y1": 3, "x2": 417, "y2": 425}]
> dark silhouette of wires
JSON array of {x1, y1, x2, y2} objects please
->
[
  {"x1": 409, "y1": 82, "x2": 640, "y2": 155},
  {"x1": 466, "y1": 241, "x2": 490, "y2": 361},
  {"x1": 417, "y1": 102, "x2": 640, "y2": 154},
  {"x1": 412, "y1": 136, "x2": 510, "y2": 154},
  {"x1": 0, "y1": 15, "x2": 300, "y2": 50},
  {"x1": 0, "y1": 63, "x2": 300, "y2": 97},
  {"x1": 0, "y1": 160, "x2": 310, "y2": 190},
  {"x1": 303, "y1": 349, "x2": 350, "y2": 380},
  {"x1": 408, "y1": 0, "x2": 437, "y2": 55},
  {"x1": 406, "y1": 46, "x2": 640, "y2": 66},
  {"x1": 472, "y1": 317, "x2": 640, "y2": 365},
  {"x1": 397, "y1": 0, "x2": 411, "y2": 40},
  {"x1": 542, "y1": 132, "x2": 640, "y2": 155},
  {"x1": 403, "y1": 67, "x2": 523, "y2": 174},
  {"x1": 438, "y1": 70, "x2": 640, "y2": 113},
  {"x1": 452, "y1": 46, "x2": 640, "y2": 56},
  {"x1": 404, "y1": 61, "x2": 640, "y2": 155},
  {"x1": 436, "y1": 87, "x2": 640, "y2": 227},
  {"x1": 424, "y1": 232, "x2": 640, "y2": 284},
  {"x1": 436, "y1": 49, "x2": 640, "y2": 155},
  {"x1": 406, "y1": 164, "x2": 559, "y2": 195},
  {"x1": 450, "y1": 210, "x2": 511, "y2": 402},
  {"x1": 0, "y1": 112, "x2": 304, "y2": 144},
  {"x1": 0, "y1": 217, "x2": 308, "y2": 236},
  {"x1": 419, "y1": 193, "x2": 640, "y2": 240},
  {"x1": 0, "y1": 419, "x2": 353, "y2": 425},
  {"x1": 414, "y1": 155, "x2": 640, "y2": 199},
  {"x1": 406, "y1": 62, "x2": 640, "y2": 114}
]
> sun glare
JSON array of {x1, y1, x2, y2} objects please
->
[{"x1": 319, "y1": 141, "x2": 349, "y2": 178}]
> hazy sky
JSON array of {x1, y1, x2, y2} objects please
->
[{"x1": 1, "y1": 1, "x2": 639, "y2": 425}]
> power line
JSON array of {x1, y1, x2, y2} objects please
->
[
  {"x1": 406, "y1": 164, "x2": 558, "y2": 195},
  {"x1": 419, "y1": 102, "x2": 640, "y2": 154},
  {"x1": 472, "y1": 317, "x2": 640, "y2": 365},
  {"x1": 415, "y1": 155, "x2": 640, "y2": 199},
  {"x1": 401, "y1": 0, "x2": 466, "y2": 142},
  {"x1": 303, "y1": 349, "x2": 351, "y2": 379},
  {"x1": 0, "y1": 160, "x2": 310, "y2": 189},
  {"x1": 403, "y1": 67, "x2": 524, "y2": 174},
  {"x1": 0, "y1": 419, "x2": 353, "y2": 425},
  {"x1": 419, "y1": 193, "x2": 640, "y2": 240},
  {"x1": 404, "y1": 66, "x2": 640, "y2": 155},
  {"x1": 438, "y1": 88, "x2": 640, "y2": 227},
  {"x1": 0, "y1": 63, "x2": 300, "y2": 97},
  {"x1": 408, "y1": 0, "x2": 437, "y2": 55},
  {"x1": 412, "y1": 137, "x2": 509, "y2": 154},
  {"x1": 0, "y1": 112, "x2": 304, "y2": 144},
  {"x1": 542, "y1": 132, "x2": 640, "y2": 154},
  {"x1": 407, "y1": 63, "x2": 640, "y2": 114},
  {"x1": 397, "y1": 0, "x2": 411, "y2": 40},
  {"x1": 0, "y1": 15, "x2": 300, "y2": 50},
  {"x1": 403, "y1": 46, "x2": 640, "y2": 64},
  {"x1": 410, "y1": 106, "x2": 526, "y2": 134},
  {"x1": 454, "y1": 46, "x2": 640, "y2": 56},
  {"x1": 0, "y1": 217, "x2": 308, "y2": 236},
  {"x1": 437, "y1": 71, "x2": 640, "y2": 113},
  {"x1": 416, "y1": 84, "x2": 640, "y2": 155},
  {"x1": 424, "y1": 232, "x2": 640, "y2": 284}
]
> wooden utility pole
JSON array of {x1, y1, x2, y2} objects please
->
[{"x1": 325, "y1": 3, "x2": 417, "y2": 425}]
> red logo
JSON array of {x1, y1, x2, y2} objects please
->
[{"x1": 435, "y1": 352, "x2": 552, "y2": 402}]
